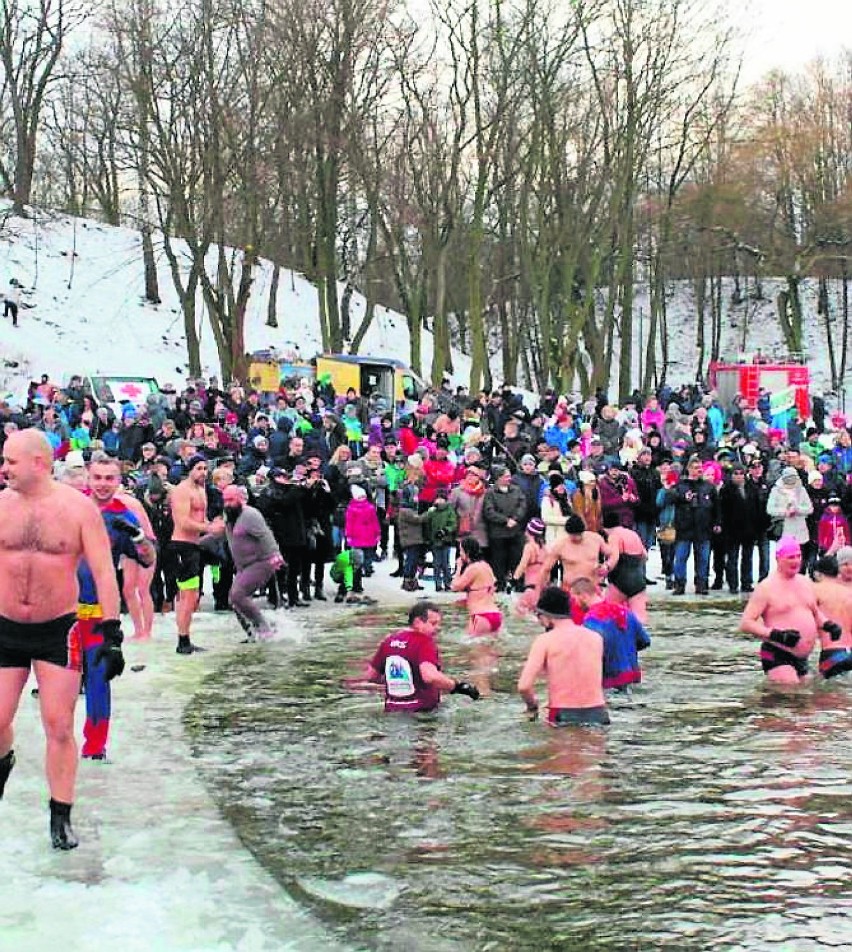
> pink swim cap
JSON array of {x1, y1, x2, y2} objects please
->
[{"x1": 775, "y1": 536, "x2": 801, "y2": 559}]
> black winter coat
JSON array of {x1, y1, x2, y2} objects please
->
[{"x1": 666, "y1": 478, "x2": 720, "y2": 542}]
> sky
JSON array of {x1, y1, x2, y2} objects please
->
[{"x1": 735, "y1": 0, "x2": 851, "y2": 83}]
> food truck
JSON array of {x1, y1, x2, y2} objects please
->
[{"x1": 247, "y1": 351, "x2": 427, "y2": 416}]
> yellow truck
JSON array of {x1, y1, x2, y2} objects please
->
[{"x1": 247, "y1": 352, "x2": 426, "y2": 415}]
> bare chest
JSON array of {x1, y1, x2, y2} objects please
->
[{"x1": 0, "y1": 504, "x2": 79, "y2": 555}]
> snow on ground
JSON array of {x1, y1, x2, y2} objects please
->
[{"x1": 0, "y1": 201, "x2": 849, "y2": 403}]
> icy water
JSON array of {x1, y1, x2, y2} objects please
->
[{"x1": 187, "y1": 602, "x2": 852, "y2": 951}]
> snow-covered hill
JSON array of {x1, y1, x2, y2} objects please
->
[
  {"x1": 0, "y1": 204, "x2": 471, "y2": 401},
  {"x1": 0, "y1": 203, "x2": 849, "y2": 404}
]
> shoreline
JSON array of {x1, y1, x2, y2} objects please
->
[{"x1": 0, "y1": 549, "x2": 744, "y2": 949}]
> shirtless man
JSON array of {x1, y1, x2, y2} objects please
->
[
  {"x1": 538, "y1": 513, "x2": 610, "y2": 595},
  {"x1": 168, "y1": 455, "x2": 222, "y2": 654},
  {"x1": 740, "y1": 536, "x2": 840, "y2": 685},
  {"x1": 813, "y1": 549, "x2": 852, "y2": 678},
  {"x1": 517, "y1": 585, "x2": 609, "y2": 726},
  {"x1": 0, "y1": 430, "x2": 121, "y2": 849}
]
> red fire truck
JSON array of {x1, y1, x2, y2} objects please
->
[{"x1": 707, "y1": 357, "x2": 811, "y2": 419}]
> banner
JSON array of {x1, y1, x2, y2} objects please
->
[{"x1": 769, "y1": 386, "x2": 796, "y2": 415}]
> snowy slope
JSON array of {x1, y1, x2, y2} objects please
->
[
  {"x1": 0, "y1": 203, "x2": 848, "y2": 402},
  {"x1": 0, "y1": 203, "x2": 471, "y2": 399}
]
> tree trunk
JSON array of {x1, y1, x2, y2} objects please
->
[{"x1": 266, "y1": 263, "x2": 280, "y2": 328}]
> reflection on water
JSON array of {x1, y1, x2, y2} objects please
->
[{"x1": 186, "y1": 603, "x2": 852, "y2": 951}]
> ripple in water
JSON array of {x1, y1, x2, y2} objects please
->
[{"x1": 186, "y1": 604, "x2": 852, "y2": 951}]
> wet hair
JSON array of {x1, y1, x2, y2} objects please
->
[
  {"x1": 601, "y1": 511, "x2": 621, "y2": 530},
  {"x1": 812, "y1": 555, "x2": 838, "y2": 579},
  {"x1": 408, "y1": 600, "x2": 440, "y2": 625},
  {"x1": 460, "y1": 537, "x2": 483, "y2": 562},
  {"x1": 569, "y1": 577, "x2": 597, "y2": 597}
]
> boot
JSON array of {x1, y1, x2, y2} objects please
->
[
  {"x1": 0, "y1": 749, "x2": 15, "y2": 800},
  {"x1": 49, "y1": 798, "x2": 79, "y2": 850},
  {"x1": 389, "y1": 564, "x2": 404, "y2": 578},
  {"x1": 672, "y1": 580, "x2": 686, "y2": 596},
  {"x1": 300, "y1": 586, "x2": 312, "y2": 603},
  {"x1": 696, "y1": 580, "x2": 709, "y2": 595},
  {"x1": 313, "y1": 583, "x2": 327, "y2": 601},
  {"x1": 711, "y1": 577, "x2": 724, "y2": 591},
  {"x1": 665, "y1": 577, "x2": 674, "y2": 590}
]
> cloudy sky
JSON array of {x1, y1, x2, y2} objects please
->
[{"x1": 736, "y1": 0, "x2": 851, "y2": 82}]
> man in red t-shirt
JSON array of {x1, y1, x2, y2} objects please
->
[{"x1": 364, "y1": 602, "x2": 480, "y2": 712}]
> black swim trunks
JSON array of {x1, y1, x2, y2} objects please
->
[
  {"x1": 760, "y1": 640, "x2": 808, "y2": 678},
  {"x1": 819, "y1": 648, "x2": 852, "y2": 680},
  {"x1": 168, "y1": 541, "x2": 202, "y2": 591},
  {"x1": 548, "y1": 705, "x2": 611, "y2": 726},
  {"x1": 0, "y1": 614, "x2": 81, "y2": 671}
]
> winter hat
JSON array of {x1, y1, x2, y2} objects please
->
[
  {"x1": 742, "y1": 443, "x2": 758, "y2": 456},
  {"x1": 565, "y1": 514, "x2": 586, "y2": 535},
  {"x1": 225, "y1": 412, "x2": 239, "y2": 425},
  {"x1": 253, "y1": 434, "x2": 268, "y2": 448},
  {"x1": 828, "y1": 496, "x2": 841, "y2": 505},
  {"x1": 526, "y1": 517, "x2": 546, "y2": 537},
  {"x1": 121, "y1": 404, "x2": 137, "y2": 419},
  {"x1": 578, "y1": 470, "x2": 596, "y2": 484},
  {"x1": 64, "y1": 450, "x2": 86, "y2": 468},
  {"x1": 548, "y1": 472, "x2": 565, "y2": 489},
  {"x1": 808, "y1": 470, "x2": 823, "y2": 485},
  {"x1": 520, "y1": 454, "x2": 537, "y2": 466},
  {"x1": 187, "y1": 454, "x2": 207, "y2": 471},
  {"x1": 534, "y1": 586, "x2": 572, "y2": 619},
  {"x1": 491, "y1": 464, "x2": 509, "y2": 481},
  {"x1": 350, "y1": 485, "x2": 367, "y2": 501},
  {"x1": 781, "y1": 467, "x2": 799, "y2": 483},
  {"x1": 836, "y1": 546, "x2": 852, "y2": 567}
]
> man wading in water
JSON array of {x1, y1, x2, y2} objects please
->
[
  {"x1": 0, "y1": 431, "x2": 122, "y2": 849},
  {"x1": 740, "y1": 536, "x2": 841, "y2": 685}
]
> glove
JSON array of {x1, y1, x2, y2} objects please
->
[
  {"x1": 769, "y1": 629, "x2": 801, "y2": 649},
  {"x1": 92, "y1": 620, "x2": 126, "y2": 681},
  {"x1": 450, "y1": 680, "x2": 480, "y2": 701},
  {"x1": 111, "y1": 515, "x2": 145, "y2": 544},
  {"x1": 822, "y1": 621, "x2": 843, "y2": 643}
]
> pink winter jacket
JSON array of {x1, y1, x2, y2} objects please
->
[{"x1": 345, "y1": 498, "x2": 381, "y2": 548}]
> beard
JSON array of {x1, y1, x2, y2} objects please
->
[{"x1": 224, "y1": 505, "x2": 242, "y2": 525}]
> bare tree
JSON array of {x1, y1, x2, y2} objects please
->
[{"x1": 0, "y1": 0, "x2": 85, "y2": 213}]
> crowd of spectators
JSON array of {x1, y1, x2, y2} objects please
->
[{"x1": 1, "y1": 368, "x2": 851, "y2": 609}]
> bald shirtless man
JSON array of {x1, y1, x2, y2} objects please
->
[
  {"x1": 538, "y1": 513, "x2": 610, "y2": 595},
  {"x1": 813, "y1": 549, "x2": 852, "y2": 679},
  {"x1": 0, "y1": 430, "x2": 122, "y2": 849},
  {"x1": 168, "y1": 455, "x2": 222, "y2": 654},
  {"x1": 740, "y1": 536, "x2": 840, "y2": 685}
]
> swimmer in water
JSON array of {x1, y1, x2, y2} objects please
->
[
  {"x1": 537, "y1": 513, "x2": 611, "y2": 598},
  {"x1": 812, "y1": 550, "x2": 852, "y2": 679},
  {"x1": 600, "y1": 511, "x2": 649, "y2": 624},
  {"x1": 361, "y1": 601, "x2": 480, "y2": 712},
  {"x1": 517, "y1": 586, "x2": 610, "y2": 726},
  {"x1": 451, "y1": 537, "x2": 503, "y2": 636},
  {"x1": 512, "y1": 518, "x2": 548, "y2": 616},
  {"x1": 739, "y1": 536, "x2": 841, "y2": 685}
]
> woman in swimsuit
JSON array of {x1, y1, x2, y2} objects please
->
[
  {"x1": 451, "y1": 537, "x2": 502, "y2": 636},
  {"x1": 601, "y1": 512, "x2": 648, "y2": 623},
  {"x1": 512, "y1": 518, "x2": 547, "y2": 616}
]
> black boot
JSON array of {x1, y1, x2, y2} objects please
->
[
  {"x1": 176, "y1": 634, "x2": 205, "y2": 654},
  {"x1": 672, "y1": 580, "x2": 686, "y2": 595},
  {"x1": 696, "y1": 580, "x2": 709, "y2": 595},
  {"x1": 313, "y1": 584, "x2": 327, "y2": 601},
  {"x1": 0, "y1": 749, "x2": 15, "y2": 800},
  {"x1": 49, "y1": 798, "x2": 79, "y2": 850}
]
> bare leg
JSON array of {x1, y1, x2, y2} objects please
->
[
  {"x1": 125, "y1": 561, "x2": 155, "y2": 640},
  {"x1": 0, "y1": 666, "x2": 29, "y2": 759},
  {"x1": 176, "y1": 588, "x2": 200, "y2": 636},
  {"x1": 34, "y1": 661, "x2": 81, "y2": 802},
  {"x1": 766, "y1": 666, "x2": 806, "y2": 686}
]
